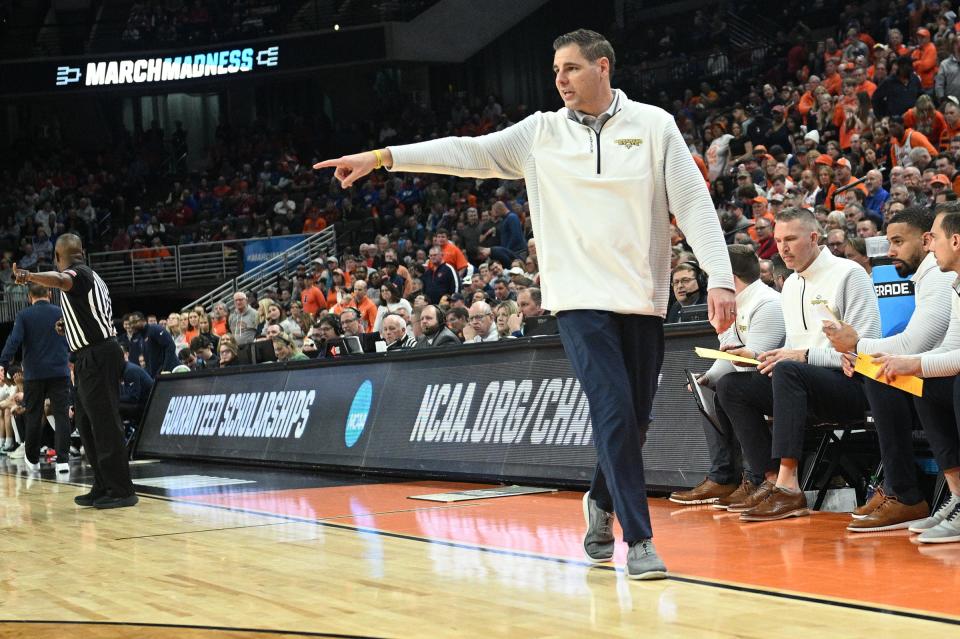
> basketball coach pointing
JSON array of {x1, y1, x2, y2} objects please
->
[
  {"x1": 315, "y1": 29, "x2": 735, "y2": 579},
  {"x1": 14, "y1": 233, "x2": 137, "y2": 509}
]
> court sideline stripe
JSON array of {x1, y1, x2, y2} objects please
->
[
  {"x1": 141, "y1": 489, "x2": 960, "y2": 627},
  {"x1": 114, "y1": 521, "x2": 293, "y2": 540},
  {"x1": 8, "y1": 470, "x2": 960, "y2": 628},
  {"x1": 0, "y1": 619, "x2": 385, "y2": 638}
]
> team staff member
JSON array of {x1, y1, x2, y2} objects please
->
[
  {"x1": 0, "y1": 282, "x2": 71, "y2": 474},
  {"x1": 824, "y1": 207, "x2": 955, "y2": 532},
  {"x1": 14, "y1": 234, "x2": 137, "y2": 509},
  {"x1": 869, "y1": 206, "x2": 960, "y2": 543},
  {"x1": 671, "y1": 245, "x2": 784, "y2": 507},
  {"x1": 717, "y1": 207, "x2": 880, "y2": 522},
  {"x1": 315, "y1": 29, "x2": 735, "y2": 580},
  {"x1": 127, "y1": 311, "x2": 178, "y2": 378}
]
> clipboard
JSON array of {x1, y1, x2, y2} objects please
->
[
  {"x1": 694, "y1": 346, "x2": 760, "y2": 366},
  {"x1": 854, "y1": 354, "x2": 924, "y2": 397},
  {"x1": 685, "y1": 369, "x2": 724, "y2": 435}
]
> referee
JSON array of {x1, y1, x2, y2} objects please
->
[{"x1": 14, "y1": 234, "x2": 137, "y2": 509}]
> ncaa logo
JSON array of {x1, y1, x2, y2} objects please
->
[{"x1": 345, "y1": 380, "x2": 373, "y2": 447}]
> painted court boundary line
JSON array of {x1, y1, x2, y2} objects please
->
[
  {"x1": 0, "y1": 619, "x2": 386, "y2": 638},
  {"x1": 7, "y1": 470, "x2": 960, "y2": 628}
]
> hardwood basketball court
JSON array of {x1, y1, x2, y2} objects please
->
[{"x1": 2, "y1": 458, "x2": 958, "y2": 638}]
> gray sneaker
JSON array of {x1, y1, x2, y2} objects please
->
[
  {"x1": 581, "y1": 491, "x2": 614, "y2": 563},
  {"x1": 918, "y1": 501, "x2": 960, "y2": 544},
  {"x1": 626, "y1": 539, "x2": 668, "y2": 580},
  {"x1": 908, "y1": 494, "x2": 960, "y2": 533}
]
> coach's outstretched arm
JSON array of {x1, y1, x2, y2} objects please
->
[{"x1": 314, "y1": 115, "x2": 536, "y2": 187}]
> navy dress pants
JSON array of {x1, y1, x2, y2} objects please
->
[{"x1": 557, "y1": 311, "x2": 663, "y2": 543}]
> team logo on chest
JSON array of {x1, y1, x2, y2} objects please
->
[{"x1": 615, "y1": 138, "x2": 643, "y2": 149}]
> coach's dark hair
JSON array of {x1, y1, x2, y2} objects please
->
[
  {"x1": 553, "y1": 29, "x2": 616, "y2": 77},
  {"x1": 727, "y1": 244, "x2": 761, "y2": 284},
  {"x1": 936, "y1": 201, "x2": 960, "y2": 237},
  {"x1": 889, "y1": 206, "x2": 934, "y2": 233}
]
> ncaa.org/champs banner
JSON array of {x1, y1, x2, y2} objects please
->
[{"x1": 135, "y1": 329, "x2": 717, "y2": 489}]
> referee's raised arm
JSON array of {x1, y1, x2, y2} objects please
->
[{"x1": 12, "y1": 233, "x2": 82, "y2": 291}]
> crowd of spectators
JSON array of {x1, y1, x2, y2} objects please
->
[
  {"x1": 8, "y1": 3, "x2": 960, "y2": 365},
  {"x1": 117, "y1": 233, "x2": 549, "y2": 377},
  {"x1": 12, "y1": 3, "x2": 960, "y2": 530}
]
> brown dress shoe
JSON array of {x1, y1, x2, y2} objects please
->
[
  {"x1": 714, "y1": 478, "x2": 756, "y2": 510},
  {"x1": 726, "y1": 480, "x2": 775, "y2": 513},
  {"x1": 739, "y1": 487, "x2": 809, "y2": 522},
  {"x1": 847, "y1": 496, "x2": 929, "y2": 532},
  {"x1": 669, "y1": 477, "x2": 738, "y2": 505},
  {"x1": 851, "y1": 487, "x2": 886, "y2": 520}
]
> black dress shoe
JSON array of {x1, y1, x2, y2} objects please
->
[
  {"x1": 74, "y1": 491, "x2": 105, "y2": 507},
  {"x1": 93, "y1": 494, "x2": 139, "y2": 509}
]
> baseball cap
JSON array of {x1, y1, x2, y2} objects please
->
[
  {"x1": 752, "y1": 196, "x2": 768, "y2": 206},
  {"x1": 507, "y1": 266, "x2": 525, "y2": 276},
  {"x1": 814, "y1": 154, "x2": 834, "y2": 167},
  {"x1": 835, "y1": 157, "x2": 852, "y2": 169},
  {"x1": 932, "y1": 173, "x2": 951, "y2": 186},
  {"x1": 769, "y1": 193, "x2": 785, "y2": 203},
  {"x1": 326, "y1": 256, "x2": 339, "y2": 265},
  {"x1": 917, "y1": 27, "x2": 931, "y2": 38}
]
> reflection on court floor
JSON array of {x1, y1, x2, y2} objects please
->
[{"x1": 2, "y1": 458, "x2": 959, "y2": 638}]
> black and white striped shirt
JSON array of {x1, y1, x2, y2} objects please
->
[{"x1": 61, "y1": 262, "x2": 116, "y2": 352}]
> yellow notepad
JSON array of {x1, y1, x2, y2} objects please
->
[
  {"x1": 694, "y1": 347, "x2": 760, "y2": 366},
  {"x1": 854, "y1": 354, "x2": 924, "y2": 397}
]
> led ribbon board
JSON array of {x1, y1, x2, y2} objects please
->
[{"x1": 55, "y1": 45, "x2": 280, "y2": 87}]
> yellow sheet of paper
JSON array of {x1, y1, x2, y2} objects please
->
[
  {"x1": 694, "y1": 347, "x2": 761, "y2": 366},
  {"x1": 854, "y1": 354, "x2": 924, "y2": 397}
]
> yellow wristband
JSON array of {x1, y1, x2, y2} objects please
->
[{"x1": 373, "y1": 149, "x2": 383, "y2": 170}]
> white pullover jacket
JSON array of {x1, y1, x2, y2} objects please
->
[{"x1": 388, "y1": 89, "x2": 733, "y2": 316}]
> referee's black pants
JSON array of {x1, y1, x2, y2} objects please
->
[
  {"x1": 74, "y1": 339, "x2": 134, "y2": 498},
  {"x1": 557, "y1": 311, "x2": 663, "y2": 544},
  {"x1": 22, "y1": 376, "x2": 71, "y2": 465}
]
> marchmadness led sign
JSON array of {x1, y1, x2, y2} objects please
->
[
  {"x1": 0, "y1": 26, "x2": 386, "y2": 96},
  {"x1": 55, "y1": 46, "x2": 279, "y2": 87},
  {"x1": 134, "y1": 329, "x2": 719, "y2": 490}
]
